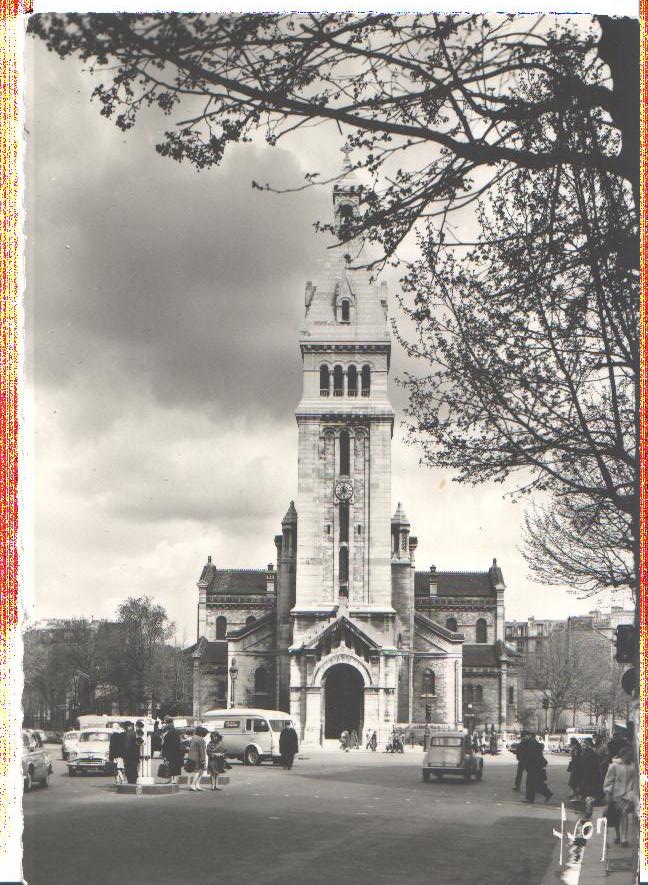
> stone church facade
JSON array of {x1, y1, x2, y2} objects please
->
[{"x1": 188, "y1": 162, "x2": 520, "y2": 744}]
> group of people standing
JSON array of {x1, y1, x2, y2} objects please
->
[
  {"x1": 567, "y1": 729, "x2": 637, "y2": 847},
  {"x1": 108, "y1": 720, "x2": 145, "y2": 785}
]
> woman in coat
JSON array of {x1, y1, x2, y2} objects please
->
[
  {"x1": 603, "y1": 745, "x2": 637, "y2": 847},
  {"x1": 522, "y1": 735, "x2": 553, "y2": 804},
  {"x1": 579, "y1": 738, "x2": 603, "y2": 817},
  {"x1": 187, "y1": 726, "x2": 208, "y2": 791},
  {"x1": 567, "y1": 738, "x2": 583, "y2": 800},
  {"x1": 279, "y1": 723, "x2": 299, "y2": 770},
  {"x1": 206, "y1": 731, "x2": 226, "y2": 791},
  {"x1": 161, "y1": 717, "x2": 185, "y2": 785}
]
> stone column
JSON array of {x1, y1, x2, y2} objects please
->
[{"x1": 303, "y1": 686, "x2": 322, "y2": 746}]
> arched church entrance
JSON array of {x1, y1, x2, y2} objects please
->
[{"x1": 323, "y1": 663, "x2": 364, "y2": 739}]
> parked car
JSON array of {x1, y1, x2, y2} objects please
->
[
  {"x1": 66, "y1": 728, "x2": 115, "y2": 776},
  {"x1": 61, "y1": 730, "x2": 81, "y2": 761},
  {"x1": 422, "y1": 730, "x2": 484, "y2": 783},
  {"x1": 22, "y1": 731, "x2": 50, "y2": 791}
]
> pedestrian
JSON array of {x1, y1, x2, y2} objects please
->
[
  {"x1": 340, "y1": 730, "x2": 350, "y2": 752},
  {"x1": 151, "y1": 719, "x2": 162, "y2": 757},
  {"x1": 121, "y1": 721, "x2": 140, "y2": 785},
  {"x1": 606, "y1": 727, "x2": 628, "y2": 764},
  {"x1": 567, "y1": 738, "x2": 582, "y2": 800},
  {"x1": 370, "y1": 731, "x2": 377, "y2": 752},
  {"x1": 512, "y1": 732, "x2": 529, "y2": 792},
  {"x1": 522, "y1": 734, "x2": 553, "y2": 804},
  {"x1": 187, "y1": 725, "x2": 208, "y2": 791},
  {"x1": 279, "y1": 721, "x2": 299, "y2": 770},
  {"x1": 365, "y1": 729, "x2": 372, "y2": 750},
  {"x1": 161, "y1": 716, "x2": 184, "y2": 785},
  {"x1": 603, "y1": 745, "x2": 637, "y2": 848},
  {"x1": 109, "y1": 723, "x2": 125, "y2": 785},
  {"x1": 580, "y1": 738, "x2": 603, "y2": 818},
  {"x1": 206, "y1": 730, "x2": 226, "y2": 790},
  {"x1": 350, "y1": 729, "x2": 359, "y2": 749}
]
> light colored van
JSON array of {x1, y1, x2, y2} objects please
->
[{"x1": 202, "y1": 708, "x2": 293, "y2": 765}]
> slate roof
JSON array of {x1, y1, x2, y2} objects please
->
[
  {"x1": 415, "y1": 571, "x2": 495, "y2": 598},
  {"x1": 184, "y1": 638, "x2": 228, "y2": 664},
  {"x1": 202, "y1": 569, "x2": 268, "y2": 595},
  {"x1": 414, "y1": 611, "x2": 464, "y2": 642},
  {"x1": 462, "y1": 644, "x2": 500, "y2": 667}
]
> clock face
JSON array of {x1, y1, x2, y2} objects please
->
[{"x1": 335, "y1": 480, "x2": 353, "y2": 502}]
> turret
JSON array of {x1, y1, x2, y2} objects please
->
[{"x1": 391, "y1": 502, "x2": 411, "y2": 561}]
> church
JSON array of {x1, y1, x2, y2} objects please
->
[{"x1": 187, "y1": 158, "x2": 520, "y2": 744}]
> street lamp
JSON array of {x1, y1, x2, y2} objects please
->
[
  {"x1": 229, "y1": 659, "x2": 238, "y2": 708},
  {"x1": 423, "y1": 668, "x2": 433, "y2": 723},
  {"x1": 465, "y1": 703, "x2": 475, "y2": 734}
]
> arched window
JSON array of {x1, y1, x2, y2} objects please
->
[
  {"x1": 339, "y1": 503, "x2": 349, "y2": 543},
  {"x1": 339, "y1": 430, "x2": 350, "y2": 475},
  {"x1": 341, "y1": 300, "x2": 350, "y2": 322},
  {"x1": 339, "y1": 546, "x2": 349, "y2": 583},
  {"x1": 361, "y1": 365, "x2": 371, "y2": 396},
  {"x1": 423, "y1": 667, "x2": 436, "y2": 696},
  {"x1": 320, "y1": 365, "x2": 330, "y2": 397},
  {"x1": 215, "y1": 616, "x2": 227, "y2": 640},
  {"x1": 347, "y1": 365, "x2": 358, "y2": 397},
  {"x1": 508, "y1": 686, "x2": 514, "y2": 705},
  {"x1": 254, "y1": 666, "x2": 268, "y2": 693},
  {"x1": 446, "y1": 617, "x2": 458, "y2": 632},
  {"x1": 476, "y1": 618, "x2": 488, "y2": 643},
  {"x1": 333, "y1": 365, "x2": 344, "y2": 396},
  {"x1": 246, "y1": 615, "x2": 257, "y2": 627}
]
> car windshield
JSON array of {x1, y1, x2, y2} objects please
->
[
  {"x1": 79, "y1": 732, "x2": 110, "y2": 742},
  {"x1": 430, "y1": 737, "x2": 463, "y2": 747},
  {"x1": 65, "y1": 732, "x2": 79, "y2": 739},
  {"x1": 269, "y1": 720, "x2": 292, "y2": 732}
]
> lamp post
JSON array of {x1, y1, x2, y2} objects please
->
[
  {"x1": 465, "y1": 703, "x2": 475, "y2": 734},
  {"x1": 229, "y1": 659, "x2": 238, "y2": 709},
  {"x1": 423, "y1": 668, "x2": 433, "y2": 723}
]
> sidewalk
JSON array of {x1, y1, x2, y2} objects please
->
[{"x1": 577, "y1": 807, "x2": 637, "y2": 883}]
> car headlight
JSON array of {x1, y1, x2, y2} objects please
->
[{"x1": 68, "y1": 751, "x2": 78, "y2": 760}]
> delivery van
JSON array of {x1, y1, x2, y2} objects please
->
[{"x1": 202, "y1": 708, "x2": 293, "y2": 765}]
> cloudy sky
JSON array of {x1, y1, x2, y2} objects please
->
[{"x1": 23, "y1": 22, "x2": 631, "y2": 643}]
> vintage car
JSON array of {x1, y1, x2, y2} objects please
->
[
  {"x1": 61, "y1": 730, "x2": 81, "y2": 761},
  {"x1": 66, "y1": 728, "x2": 115, "y2": 776},
  {"x1": 422, "y1": 730, "x2": 484, "y2": 783},
  {"x1": 22, "y1": 730, "x2": 51, "y2": 791}
]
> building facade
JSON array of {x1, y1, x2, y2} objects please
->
[{"x1": 188, "y1": 162, "x2": 520, "y2": 743}]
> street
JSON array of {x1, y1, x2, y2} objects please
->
[{"x1": 23, "y1": 747, "x2": 571, "y2": 885}]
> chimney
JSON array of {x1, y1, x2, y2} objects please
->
[
  {"x1": 266, "y1": 564, "x2": 276, "y2": 596},
  {"x1": 408, "y1": 536, "x2": 418, "y2": 564},
  {"x1": 429, "y1": 565, "x2": 438, "y2": 596}
]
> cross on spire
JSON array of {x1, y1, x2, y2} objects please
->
[{"x1": 340, "y1": 142, "x2": 352, "y2": 170}]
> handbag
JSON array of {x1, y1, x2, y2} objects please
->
[
  {"x1": 605, "y1": 800, "x2": 620, "y2": 827},
  {"x1": 184, "y1": 759, "x2": 196, "y2": 773},
  {"x1": 157, "y1": 760, "x2": 170, "y2": 780}
]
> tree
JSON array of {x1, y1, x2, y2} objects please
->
[
  {"x1": 515, "y1": 705, "x2": 536, "y2": 731},
  {"x1": 23, "y1": 628, "x2": 75, "y2": 725},
  {"x1": 525, "y1": 630, "x2": 593, "y2": 731},
  {"x1": 115, "y1": 596, "x2": 175, "y2": 711},
  {"x1": 398, "y1": 110, "x2": 638, "y2": 602},
  {"x1": 28, "y1": 14, "x2": 638, "y2": 263}
]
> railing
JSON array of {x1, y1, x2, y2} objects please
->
[
  {"x1": 320, "y1": 389, "x2": 330, "y2": 397},
  {"x1": 333, "y1": 389, "x2": 344, "y2": 397},
  {"x1": 361, "y1": 389, "x2": 370, "y2": 397}
]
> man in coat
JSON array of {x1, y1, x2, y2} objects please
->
[
  {"x1": 580, "y1": 737, "x2": 603, "y2": 817},
  {"x1": 121, "y1": 721, "x2": 140, "y2": 785},
  {"x1": 512, "y1": 732, "x2": 529, "y2": 791},
  {"x1": 161, "y1": 716, "x2": 185, "y2": 784},
  {"x1": 108, "y1": 723, "x2": 125, "y2": 784},
  {"x1": 279, "y1": 722, "x2": 299, "y2": 770}
]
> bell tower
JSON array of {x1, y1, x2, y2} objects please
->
[{"x1": 293, "y1": 152, "x2": 395, "y2": 642}]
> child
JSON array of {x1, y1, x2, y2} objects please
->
[{"x1": 206, "y1": 731, "x2": 226, "y2": 791}]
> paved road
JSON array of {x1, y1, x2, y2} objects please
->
[{"x1": 23, "y1": 747, "x2": 570, "y2": 885}]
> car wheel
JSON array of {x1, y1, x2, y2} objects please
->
[
  {"x1": 463, "y1": 768, "x2": 472, "y2": 783},
  {"x1": 422, "y1": 769, "x2": 430, "y2": 783},
  {"x1": 244, "y1": 745, "x2": 260, "y2": 766},
  {"x1": 24, "y1": 768, "x2": 33, "y2": 792}
]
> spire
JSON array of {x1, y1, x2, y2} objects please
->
[
  {"x1": 391, "y1": 502, "x2": 410, "y2": 526},
  {"x1": 282, "y1": 500, "x2": 298, "y2": 526}
]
